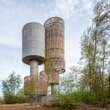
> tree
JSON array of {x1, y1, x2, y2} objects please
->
[
  {"x1": 2, "y1": 72, "x2": 21, "y2": 103},
  {"x1": 80, "y1": 0, "x2": 110, "y2": 101},
  {"x1": 60, "y1": 66, "x2": 80, "y2": 93}
]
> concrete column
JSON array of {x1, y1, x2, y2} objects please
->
[{"x1": 30, "y1": 60, "x2": 38, "y2": 95}]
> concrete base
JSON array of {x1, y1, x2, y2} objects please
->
[
  {"x1": 27, "y1": 95, "x2": 59, "y2": 104},
  {"x1": 41, "y1": 96, "x2": 59, "y2": 103}
]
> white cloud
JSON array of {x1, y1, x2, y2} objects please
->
[
  {"x1": 52, "y1": 0, "x2": 94, "y2": 19},
  {"x1": 54, "y1": 0, "x2": 75, "y2": 19},
  {"x1": 1, "y1": 0, "x2": 15, "y2": 6}
]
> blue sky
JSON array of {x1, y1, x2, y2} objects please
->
[{"x1": 0, "y1": 0, "x2": 95, "y2": 95}]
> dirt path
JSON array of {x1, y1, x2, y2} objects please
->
[
  {"x1": 0, "y1": 103, "x2": 61, "y2": 110},
  {"x1": 0, "y1": 103, "x2": 110, "y2": 110}
]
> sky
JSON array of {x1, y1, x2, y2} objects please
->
[{"x1": 0, "y1": 0, "x2": 95, "y2": 95}]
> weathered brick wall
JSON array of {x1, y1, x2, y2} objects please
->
[{"x1": 24, "y1": 71, "x2": 48, "y2": 96}]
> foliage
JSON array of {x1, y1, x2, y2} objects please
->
[
  {"x1": 79, "y1": 0, "x2": 110, "y2": 102},
  {"x1": 2, "y1": 72, "x2": 26, "y2": 104},
  {"x1": 58, "y1": 92, "x2": 97, "y2": 104},
  {"x1": 0, "y1": 98, "x2": 4, "y2": 104},
  {"x1": 16, "y1": 88, "x2": 27, "y2": 103},
  {"x1": 2, "y1": 72, "x2": 21, "y2": 96},
  {"x1": 60, "y1": 66, "x2": 80, "y2": 93}
]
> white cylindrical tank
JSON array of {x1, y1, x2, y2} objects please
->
[{"x1": 22, "y1": 22, "x2": 45, "y2": 65}]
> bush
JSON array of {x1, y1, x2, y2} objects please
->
[
  {"x1": 0, "y1": 98, "x2": 4, "y2": 104},
  {"x1": 58, "y1": 91, "x2": 84, "y2": 105},
  {"x1": 4, "y1": 95, "x2": 27, "y2": 104},
  {"x1": 58, "y1": 91, "x2": 99, "y2": 105}
]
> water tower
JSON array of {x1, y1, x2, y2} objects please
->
[
  {"x1": 44, "y1": 17, "x2": 65, "y2": 95},
  {"x1": 22, "y1": 22, "x2": 45, "y2": 95}
]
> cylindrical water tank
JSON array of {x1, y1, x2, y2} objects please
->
[
  {"x1": 44, "y1": 17, "x2": 65, "y2": 75},
  {"x1": 24, "y1": 75, "x2": 38, "y2": 96},
  {"x1": 24, "y1": 72, "x2": 48, "y2": 96},
  {"x1": 22, "y1": 22, "x2": 45, "y2": 65}
]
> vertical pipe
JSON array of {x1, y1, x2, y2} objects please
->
[
  {"x1": 30, "y1": 60, "x2": 38, "y2": 95},
  {"x1": 51, "y1": 85, "x2": 58, "y2": 96},
  {"x1": 51, "y1": 85, "x2": 54, "y2": 96}
]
